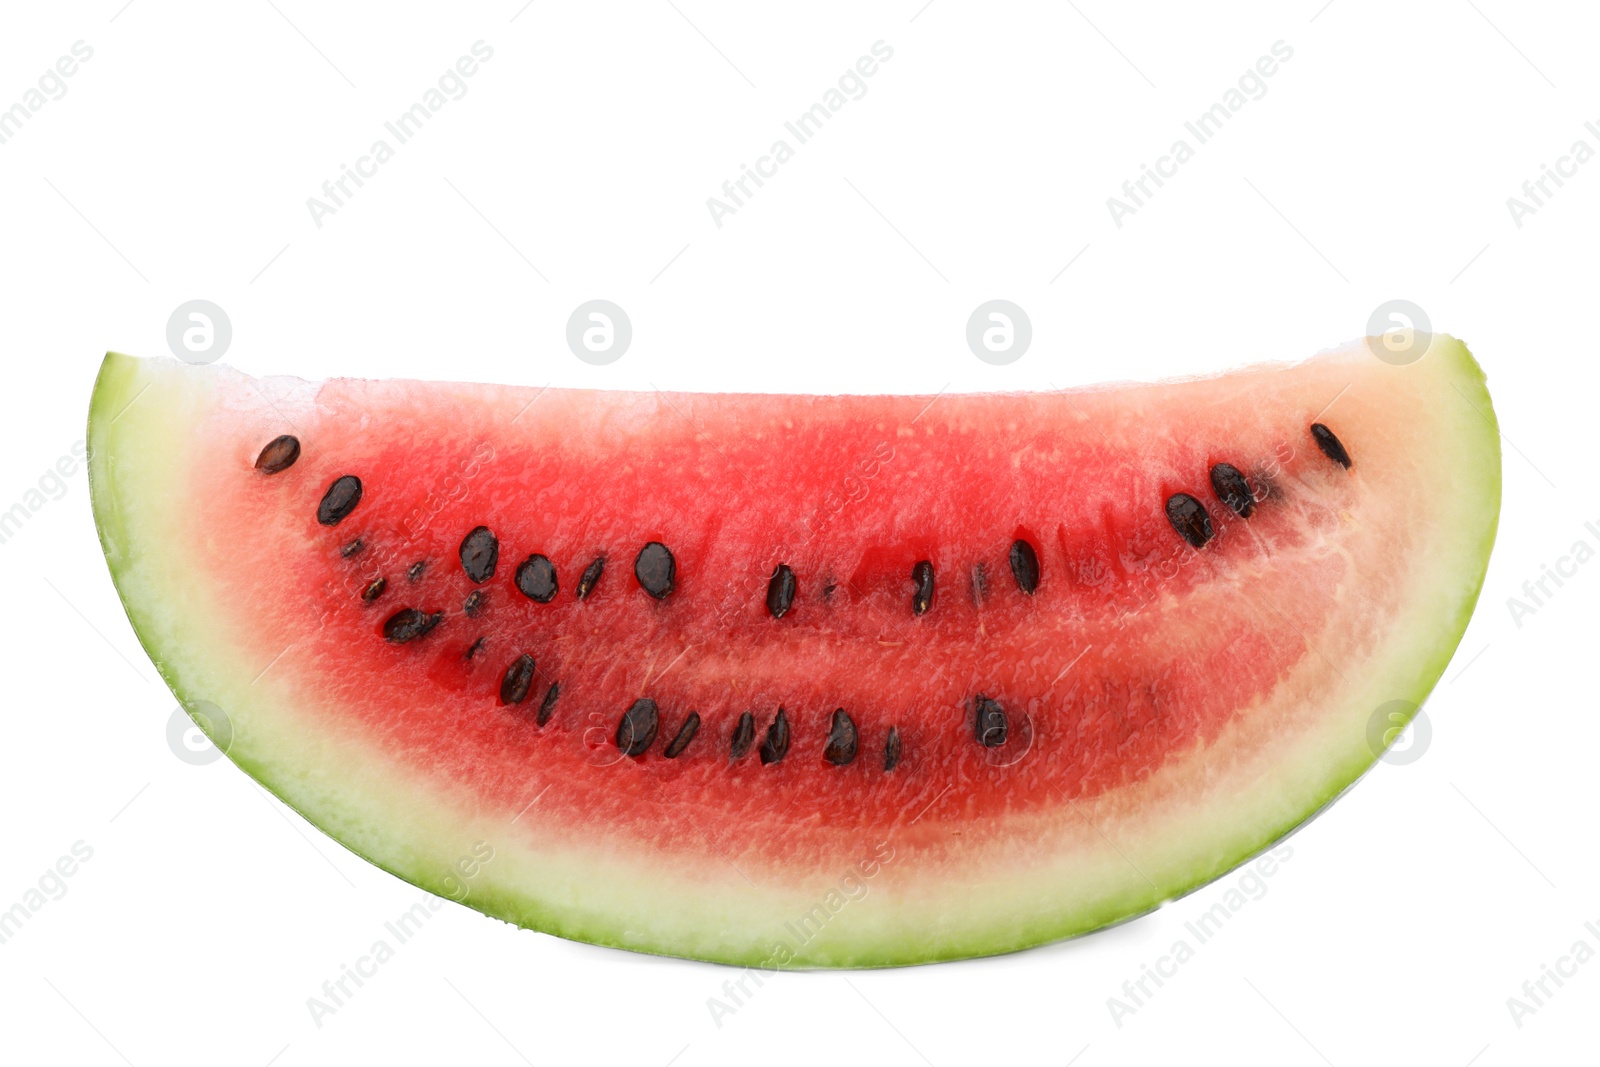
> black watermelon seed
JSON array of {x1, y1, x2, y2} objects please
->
[
  {"x1": 383, "y1": 608, "x2": 442, "y2": 644},
  {"x1": 254, "y1": 435, "x2": 300, "y2": 474},
  {"x1": 576, "y1": 556, "x2": 606, "y2": 599},
  {"x1": 663, "y1": 712, "x2": 701, "y2": 759},
  {"x1": 340, "y1": 538, "x2": 364, "y2": 559},
  {"x1": 1310, "y1": 422, "x2": 1352, "y2": 469},
  {"x1": 766, "y1": 564, "x2": 797, "y2": 619},
  {"x1": 515, "y1": 554, "x2": 558, "y2": 603},
  {"x1": 884, "y1": 726, "x2": 902, "y2": 772},
  {"x1": 822, "y1": 579, "x2": 838, "y2": 602},
  {"x1": 407, "y1": 561, "x2": 427, "y2": 583},
  {"x1": 823, "y1": 709, "x2": 859, "y2": 766},
  {"x1": 1009, "y1": 540, "x2": 1041, "y2": 595},
  {"x1": 635, "y1": 542, "x2": 676, "y2": 600},
  {"x1": 1209, "y1": 463, "x2": 1256, "y2": 519},
  {"x1": 911, "y1": 560, "x2": 935, "y2": 616},
  {"x1": 361, "y1": 576, "x2": 387, "y2": 602},
  {"x1": 499, "y1": 653, "x2": 536, "y2": 705},
  {"x1": 463, "y1": 589, "x2": 486, "y2": 617},
  {"x1": 759, "y1": 709, "x2": 791, "y2": 765},
  {"x1": 974, "y1": 695, "x2": 1008, "y2": 748},
  {"x1": 616, "y1": 698, "x2": 659, "y2": 757},
  {"x1": 537, "y1": 682, "x2": 560, "y2": 726},
  {"x1": 317, "y1": 475, "x2": 363, "y2": 526},
  {"x1": 1165, "y1": 493, "x2": 1214, "y2": 549},
  {"x1": 465, "y1": 636, "x2": 486, "y2": 661},
  {"x1": 459, "y1": 526, "x2": 499, "y2": 584},
  {"x1": 730, "y1": 711, "x2": 756, "y2": 759}
]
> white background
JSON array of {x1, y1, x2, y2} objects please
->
[{"x1": 0, "y1": 1, "x2": 1594, "y2": 1064}]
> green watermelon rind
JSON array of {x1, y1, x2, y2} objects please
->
[{"x1": 87, "y1": 343, "x2": 1501, "y2": 968}]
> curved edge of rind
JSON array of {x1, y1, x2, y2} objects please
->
[{"x1": 85, "y1": 342, "x2": 1503, "y2": 969}]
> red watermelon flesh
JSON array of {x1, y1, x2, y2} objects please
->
[{"x1": 88, "y1": 337, "x2": 1500, "y2": 966}]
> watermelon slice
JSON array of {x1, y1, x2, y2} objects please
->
[{"x1": 87, "y1": 337, "x2": 1499, "y2": 967}]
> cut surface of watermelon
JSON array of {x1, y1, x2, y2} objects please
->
[{"x1": 88, "y1": 337, "x2": 1500, "y2": 967}]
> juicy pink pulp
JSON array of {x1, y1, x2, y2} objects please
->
[{"x1": 193, "y1": 376, "x2": 1365, "y2": 874}]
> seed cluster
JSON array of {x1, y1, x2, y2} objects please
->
[
  {"x1": 264, "y1": 419, "x2": 1352, "y2": 776},
  {"x1": 1162, "y1": 423, "x2": 1353, "y2": 548}
]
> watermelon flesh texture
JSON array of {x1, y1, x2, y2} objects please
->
[{"x1": 88, "y1": 338, "x2": 1500, "y2": 967}]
